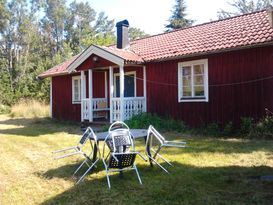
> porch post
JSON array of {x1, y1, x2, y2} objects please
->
[
  {"x1": 119, "y1": 65, "x2": 124, "y2": 121},
  {"x1": 143, "y1": 65, "x2": 147, "y2": 112},
  {"x1": 88, "y1": 69, "x2": 93, "y2": 122},
  {"x1": 80, "y1": 71, "x2": 85, "y2": 121},
  {"x1": 109, "y1": 66, "x2": 114, "y2": 123}
]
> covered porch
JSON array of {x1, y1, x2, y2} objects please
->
[{"x1": 68, "y1": 45, "x2": 147, "y2": 123}]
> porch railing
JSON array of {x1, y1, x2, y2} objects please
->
[
  {"x1": 82, "y1": 98, "x2": 108, "y2": 120},
  {"x1": 111, "y1": 97, "x2": 146, "y2": 121},
  {"x1": 82, "y1": 97, "x2": 146, "y2": 122}
]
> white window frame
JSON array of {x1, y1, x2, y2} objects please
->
[
  {"x1": 178, "y1": 59, "x2": 209, "y2": 102},
  {"x1": 72, "y1": 75, "x2": 81, "y2": 104},
  {"x1": 114, "y1": 71, "x2": 137, "y2": 98}
]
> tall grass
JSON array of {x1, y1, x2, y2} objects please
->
[{"x1": 10, "y1": 99, "x2": 49, "y2": 118}]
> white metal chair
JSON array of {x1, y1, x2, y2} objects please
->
[
  {"x1": 146, "y1": 125, "x2": 187, "y2": 173},
  {"x1": 74, "y1": 127, "x2": 101, "y2": 184},
  {"x1": 102, "y1": 121, "x2": 146, "y2": 189},
  {"x1": 52, "y1": 127, "x2": 92, "y2": 159}
]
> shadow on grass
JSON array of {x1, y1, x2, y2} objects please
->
[
  {"x1": 40, "y1": 161, "x2": 273, "y2": 205},
  {"x1": 0, "y1": 117, "x2": 81, "y2": 137}
]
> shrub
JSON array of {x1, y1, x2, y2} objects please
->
[
  {"x1": 0, "y1": 104, "x2": 10, "y2": 114},
  {"x1": 240, "y1": 117, "x2": 253, "y2": 136},
  {"x1": 222, "y1": 121, "x2": 234, "y2": 136},
  {"x1": 124, "y1": 113, "x2": 187, "y2": 132},
  {"x1": 203, "y1": 123, "x2": 221, "y2": 137},
  {"x1": 10, "y1": 99, "x2": 49, "y2": 118},
  {"x1": 249, "y1": 114, "x2": 273, "y2": 139}
]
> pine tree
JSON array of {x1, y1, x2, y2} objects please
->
[
  {"x1": 129, "y1": 27, "x2": 149, "y2": 40},
  {"x1": 165, "y1": 0, "x2": 194, "y2": 31}
]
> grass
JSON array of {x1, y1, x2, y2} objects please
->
[
  {"x1": 0, "y1": 115, "x2": 273, "y2": 205},
  {"x1": 10, "y1": 99, "x2": 49, "y2": 118}
]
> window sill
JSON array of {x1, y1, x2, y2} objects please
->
[
  {"x1": 72, "y1": 101, "x2": 81, "y2": 104},
  {"x1": 179, "y1": 98, "x2": 208, "y2": 102}
]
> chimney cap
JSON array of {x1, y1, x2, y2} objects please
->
[{"x1": 116, "y1": 19, "x2": 129, "y2": 27}]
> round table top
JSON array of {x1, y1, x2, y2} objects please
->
[{"x1": 95, "y1": 129, "x2": 147, "y2": 141}]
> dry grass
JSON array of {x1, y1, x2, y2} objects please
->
[
  {"x1": 10, "y1": 99, "x2": 49, "y2": 118},
  {"x1": 0, "y1": 115, "x2": 273, "y2": 205}
]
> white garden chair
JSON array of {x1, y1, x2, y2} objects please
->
[
  {"x1": 146, "y1": 125, "x2": 187, "y2": 173},
  {"x1": 102, "y1": 121, "x2": 146, "y2": 189},
  {"x1": 53, "y1": 127, "x2": 92, "y2": 159}
]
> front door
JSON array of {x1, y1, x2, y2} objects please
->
[{"x1": 115, "y1": 73, "x2": 135, "y2": 97}]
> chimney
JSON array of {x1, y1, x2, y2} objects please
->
[
  {"x1": 267, "y1": 6, "x2": 273, "y2": 27},
  {"x1": 116, "y1": 20, "x2": 130, "y2": 49}
]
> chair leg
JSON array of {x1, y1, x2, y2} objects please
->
[
  {"x1": 134, "y1": 164, "x2": 142, "y2": 185},
  {"x1": 73, "y1": 159, "x2": 89, "y2": 176},
  {"x1": 106, "y1": 170, "x2": 111, "y2": 189},
  {"x1": 148, "y1": 155, "x2": 169, "y2": 174},
  {"x1": 154, "y1": 152, "x2": 173, "y2": 166},
  {"x1": 76, "y1": 158, "x2": 99, "y2": 184}
]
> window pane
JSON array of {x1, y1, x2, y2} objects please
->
[
  {"x1": 194, "y1": 86, "x2": 205, "y2": 96},
  {"x1": 182, "y1": 66, "x2": 191, "y2": 76},
  {"x1": 183, "y1": 86, "x2": 191, "y2": 97},
  {"x1": 183, "y1": 76, "x2": 191, "y2": 86},
  {"x1": 194, "y1": 64, "x2": 204, "y2": 74},
  {"x1": 194, "y1": 75, "x2": 204, "y2": 86}
]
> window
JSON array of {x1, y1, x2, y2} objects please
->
[
  {"x1": 72, "y1": 76, "x2": 81, "y2": 103},
  {"x1": 178, "y1": 59, "x2": 209, "y2": 102}
]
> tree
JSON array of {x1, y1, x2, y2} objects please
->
[
  {"x1": 129, "y1": 27, "x2": 149, "y2": 40},
  {"x1": 218, "y1": 0, "x2": 273, "y2": 19},
  {"x1": 65, "y1": 0, "x2": 96, "y2": 54},
  {"x1": 165, "y1": 0, "x2": 194, "y2": 31}
]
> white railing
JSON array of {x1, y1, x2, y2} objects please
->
[
  {"x1": 82, "y1": 98, "x2": 90, "y2": 120},
  {"x1": 81, "y1": 98, "x2": 109, "y2": 121},
  {"x1": 82, "y1": 97, "x2": 146, "y2": 122},
  {"x1": 111, "y1": 97, "x2": 146, "y2": 121},
  {"x1": 93, "y1": 98, "x2": 108, "y2": 111}
]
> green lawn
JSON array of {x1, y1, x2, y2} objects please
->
[{"x1": 0, "y1": 115, "x2": 273, "y2": 205}]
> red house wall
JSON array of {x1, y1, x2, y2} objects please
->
[
  {"x1": 52, "y1": 74, "x2": 81, "y2": 122},
  {"x1": 146, "y1": 46, "x2": 273, "y2": 127}
]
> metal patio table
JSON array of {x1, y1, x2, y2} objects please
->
[{"x1": 90, "y1": 129, "x2": 149, "y2": 163}]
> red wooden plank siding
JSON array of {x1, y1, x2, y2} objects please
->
[
  {"x1": 146, "y1": 46, "x2": 273, "y2": 127},
  {"x1": 52, "y1": 74, "x2": 81, "y2": 122}
]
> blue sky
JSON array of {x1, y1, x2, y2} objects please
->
[{"x1": 75, "y1": 0, "x2": 232, "y2": 35}]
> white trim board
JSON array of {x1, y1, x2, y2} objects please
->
[
  {"x1": 72, "y1": 75, "x2": 81, "y2": 104},
  {"x1": 67, "y1": 45, "x2": 125, "y2": 73},
  {"x1": 113, "y1": 71, "x2": 137, "y2": 98}
]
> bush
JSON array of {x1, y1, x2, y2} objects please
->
[
  {"x1": 249, "y1": 114, "x2": 273, "y2": 139},
  {"x1": 202, "y1": 123, "x2": 221, "y2": 137},
  {"x1": 124, "y1": 113, "x2": 187, "y2": 132},
  {"x1": 10, "y1": 99, "x2": 49, "y2": 118},
  {"x1": 240, "y1": 117, "x2": 253, "y2": 136},
  {"x1": 0, "y1": 104, "x2": 10, "y2": 114},
  {"x1": 222, "y1": 121, "x2": 234, "y2": 136}
]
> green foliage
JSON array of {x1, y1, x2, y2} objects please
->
[
  {"x1": 0, "y1": 104, "x2": 10, "y2": 114},
  {"x1": 124, "y1": 113, "x2": 187, "y2": 132},
  {"x1": 222, "y1": 121, "x2": 234, "y2": 136},
  {"x1": 201, "y1": 123, "x2": 221, "y2": 137},
  {"x1": 217, "y1": 0, "x2": 273, "y2": 19},
  {"x1": 165, "y1": 0, "x2": 194, "y2": 31},
  {"x1": 248, "y1": 113, "x2": 273, "y2": 139},
  {"x1": 129, "y1": 27, "x2": 149, "y2": 40},
  {"x1": 240, "y1": 117, "x2": 254, "y2": 135}
]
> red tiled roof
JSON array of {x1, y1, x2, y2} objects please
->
[
  {"x1": 100, "y1": 46, "x2": 144, "y2": 63},
  {"x1": 39, "y1": 10, "x2": 273, "y2": 78},
  {"x1": 127, "y1": 10, "x2": 273, "y2": 61}
]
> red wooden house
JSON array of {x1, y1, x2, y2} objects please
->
[{"x1": 39, "y1": 10, "x2": 273, "y2": 127}]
